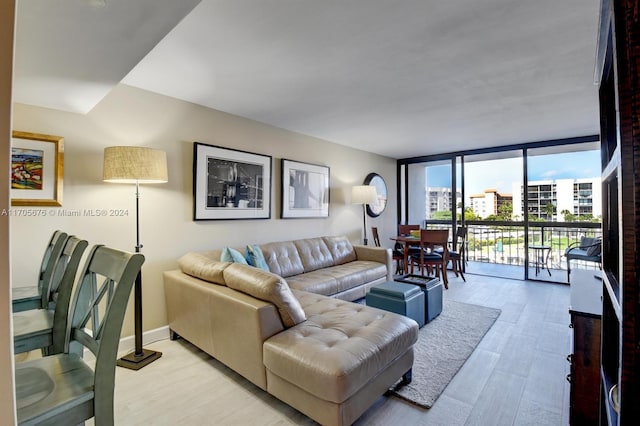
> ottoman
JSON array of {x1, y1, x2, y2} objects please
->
[
  {"x1": 263, "y1": 291, "x2": 418, "y2": 426},
  {"x1": 395, "y1": 275, "x2": 443, "y2": 323},
  {"x1": 419, "y1": 278, "x2": 443, "y2": 323},
  {"x1": 365, "y1": 281, "x2": 425, "y2": 327}
]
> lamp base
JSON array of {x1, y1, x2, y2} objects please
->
[{"x1": 117, "y1": 349, "x2": 162, "y2": 370}]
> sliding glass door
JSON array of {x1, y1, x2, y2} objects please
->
[
  {"x1": 463, "y1": 150, "x2": 524, "y2": 280},
  {"x1": 526, "y1": 144, "x2": 601, "y2": 283}
]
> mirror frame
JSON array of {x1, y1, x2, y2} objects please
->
[{"x1": 364, "y1": 172, "x2": 387, "y2": 217}]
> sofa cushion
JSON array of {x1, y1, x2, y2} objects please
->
[
  {"x1": 223, "y1": 263, "x2": 306, "y2": 328},
  {"x1": 294, "y1": 238, "x2": 335, "y2": 272},
  {"x1": 263, "y1": 290, "x2": 418, "y2": 403},
  {"x1": 178, "y1": 252, "x2": 230, "y2": 285},
  {"x1": 221, "y1": 247, "x2": 249, "y2": 264},
  {"x1": 323, "y1": 236, "x2": 357, "y2": 265},
  {"x1": 286, "y1": 270, "x2": 339, "y2": 296},
  {"x1": 260, "y1": 241, "x2": 305, "y2": 278},
  {"x1": 286, "y1": 261, "x2": 387, "y2": 296}
]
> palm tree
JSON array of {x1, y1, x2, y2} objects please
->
[{"x1": 543, "y1": 202, "x2": 556, "y2": 220}]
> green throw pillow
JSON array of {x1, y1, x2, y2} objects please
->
[
  {"x1": 220, "y1": 247, "x2": 248, "y2": 264},
  {"x1": 245, "y1": 245, "x2": 270, "y2": 271}
]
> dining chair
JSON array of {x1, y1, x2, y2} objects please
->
[
  {"x1": 372, "y1": 227, "x2": 405, "y2": 274},
  {"x1": 15, "y1": 245, "x2": 145, "y2": 426},
  {"x1": 409, "y1": 229, "x2": 450, "y2": 289},
  {"x1": 449, "y1": 226, "x2": 467, "y2": 282},
  {"x1": 398, "y1": 224, "x2": 420, "y2": 236},
  {"x1": 13, "y1": 236, "x2": 89, "y2": 356},
  {"x1": 398, "y1": 224, "x2": 422, "y2": 260},
  {"x1": 12, "y1": 230, "x2": 68, "y2": 313}
]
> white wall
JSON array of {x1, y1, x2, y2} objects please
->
[{"x1": 11, "y1": 84, "x2": 397, "y2": 337}]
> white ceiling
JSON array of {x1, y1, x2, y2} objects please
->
[
  {"x1": 15, "y1": 0, "x2": 602, "y2": 159},
  {"x1": 13, "y1": 0, "x2": 201, "y2": 114}
]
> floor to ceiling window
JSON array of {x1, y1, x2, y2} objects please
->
[{"x1": 398, "y1": 138, "x2": 600, "y2": 283}]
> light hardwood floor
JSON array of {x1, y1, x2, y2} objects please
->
[{"x1": 102, "y1": 273, "x2": 571, "y2": 425}]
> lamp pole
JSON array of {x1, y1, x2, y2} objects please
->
[
  {"x1": 116, "y1": 180, "x2": 162, "y2": 370},
  {"x1": 362, "y1": 203, "x2": 369, "y2": 245},
  {"x1": 133, "y1": 180, "x2": 143, "y2": 356}
]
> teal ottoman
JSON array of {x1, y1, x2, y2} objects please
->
[
  {"x1": 395, "y1": 275, "x2": 443, "y2": 323},
  {"x1": 365, "y1": 281, "x2": 425, "y2": 328}
]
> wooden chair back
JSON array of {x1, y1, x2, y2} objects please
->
[
  {"x1": 69, "y1": 246, "x2": 144, "y2": 422},
  {"x1": 453, "y1": 226, "x2": 467, "y2": 252},
  {"x1": 419, "y1": 229, "x2": 450, "y2": 258},
  {"x1": 398, "y1": 224, "x2": 420, "y2": 236},
  {"x1": 48, "y1": 236, "x2": 89, "y2": 354},
  {"x1": 38, "y1": 230, "x2": 69, "y2": 308},
  {"x1": 409, "y1": 229, "x2": 451, "y2": 288},
  {"x1": 371, "y1": 227, "x2": 381, "y2": 247}
]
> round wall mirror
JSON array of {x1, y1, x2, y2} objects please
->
[{"x1": 364, "y1": 173, "x2": 387, "y2": 217}]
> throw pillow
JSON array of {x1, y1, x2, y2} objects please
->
[
  {"x1": 220, "y1": 247, "x2": 248, "y2": 264},
  {"x1": 586, "y1": 239, "x2": 602, "y2": 257},
  {"x1": 245, "y1": 245, "x2": 270, "y2": 271}
]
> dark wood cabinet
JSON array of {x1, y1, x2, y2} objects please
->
[
  {"x1": 568, "y1": 269, "x2": 602, "y2": 425},
  {"x1": 596, "y1": 0, "x2": 640, "y2": 424}
]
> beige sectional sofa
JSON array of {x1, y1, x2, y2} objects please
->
[
  {"x1": 205, "y1": 236, "x2": 393, "y2": 300},
  {"x1": 164, "y1": 236, "x2": 418, "y2": 426}
]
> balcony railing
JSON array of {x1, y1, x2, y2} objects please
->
[{"x1": 423, "y1": 220, "x2": 601, "y2": 277}]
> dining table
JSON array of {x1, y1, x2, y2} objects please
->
[{"x1": 391, "y1": 233, "x2": 453, "y2": 277}]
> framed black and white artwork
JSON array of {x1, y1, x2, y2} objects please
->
[
  {"x1": 281, "y1": 159, "x2": 329, "y2": 218},
  {"x1": 193, "y1": 142, "x2": 271, "y2": 220}
]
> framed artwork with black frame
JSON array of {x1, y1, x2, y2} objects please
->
[
  {"x1": 364, "y1": 172, "x2": 387, "y2": 217},
  {"x1": 193, "y1": 142, "x2": 272, "y2": 220},
  {"x1": 281, "y1": 159, "x2": 330, "y2": 218}
]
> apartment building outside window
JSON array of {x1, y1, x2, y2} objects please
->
[
  {"x1": 469, "y1": 189, "x2": 513, "y2": 219},
  {"x1": 512, "y1": 178, "x2": 600, "y2": 221}
]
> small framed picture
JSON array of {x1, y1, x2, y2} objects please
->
[
  {"x1": 11, "y1": 131, "x2": 64, "y2": 206},
  {"x1": 281, "y1": 159, "x2": 329, "y2": 218},
  {"x1": 193, "y1": 142, "x2": 272, "y2": 220}
]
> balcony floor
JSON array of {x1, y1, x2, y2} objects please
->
[{"x1": 459, "y1": 261, "x2": 600, "y2": 284}]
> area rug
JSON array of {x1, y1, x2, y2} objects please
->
[{"x1": 389, "y1": 299, "x2": 501, "y2": 408}]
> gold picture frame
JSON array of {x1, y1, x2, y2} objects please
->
[{"x1": 11, "y1": 131, "x2": 64, "y2": 206}]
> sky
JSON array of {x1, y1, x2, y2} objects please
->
[{"x1": 425, "y1": 150, "x2": 600, "y2": 200}]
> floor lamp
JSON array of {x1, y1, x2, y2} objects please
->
[
  {"x1": 103, "y1": 146, "x2": 168, "y2": 370},
  {"x1": 352, "y1": 185, "x2": 378, "y2": 245}
]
